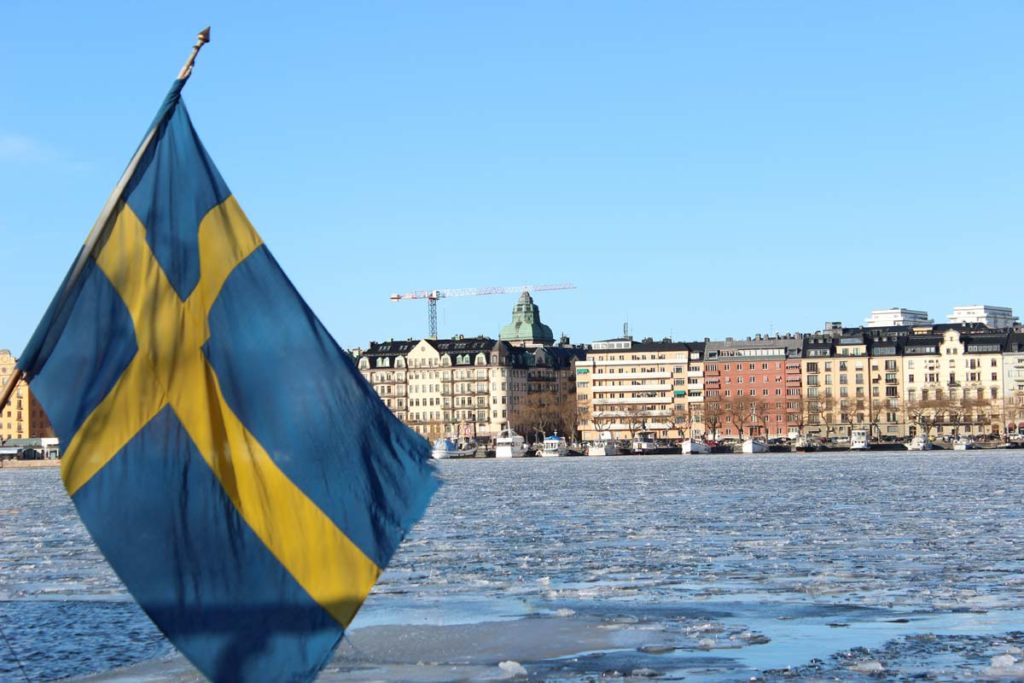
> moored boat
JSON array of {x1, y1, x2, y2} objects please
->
[
  {"x1": 456, "y1": 440, "x2": 480, "y2": 458},
  {"x1": 741, "y1": 438, "x2": 768, "y2": 454},
  {"x1": 431, "y1": 437, "x2": 458, "y2": 459},
  {"x1": 631, "y1": 432, "x2": 658, "y2": 454},
  {"x1": 905, "y1": 434, "x2": 934, "y2": 451},
  {"x1": 793, "y1": 435, "x2": 819, "y2": 452},
  {"x1": 850, "y1": 429, "x2": 871, "y2": 451},
  {"x1": 952, "y1": 436, "x2": 976, "y2": 451},
  {"x1": 681, "y1": 438, "x2": 711, "y2": 455},
  {"x1": 586, "y1": 440, "x2": 618, "y2": 456},
  {"x1": 540, "y1": 434, "x2": 569, "y2": 457},
  {"x1": 495, "y1": 429, "x2": 528, "y2": 458}
]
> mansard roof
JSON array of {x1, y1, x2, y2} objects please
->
[{"x1": 364, "y1": 339, "x2": 419, "y2": 357}]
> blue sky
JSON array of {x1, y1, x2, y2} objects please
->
[{"x1": 2, "y1": 2, "x2": 1022, "y2": 352}]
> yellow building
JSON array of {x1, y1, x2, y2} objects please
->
[
  {"x1": 801, "y1": 330, "x2": 904, "y2": 439},
  {"x1": 0, "y1": 350, "x2": 56, "y2": 442}
]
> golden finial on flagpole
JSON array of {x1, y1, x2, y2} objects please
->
[{"x1": 177, "y1": 26, "x2": 211, "y2": 81}]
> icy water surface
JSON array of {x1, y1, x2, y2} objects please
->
[{"x1": 3, "y1": 451, "x2": 1024, "y2": 681}]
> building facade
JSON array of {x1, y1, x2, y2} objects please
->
[
  {"x1": 357, "y1": 336, "x2": 582, "y2": 443},
  {"x1": 0, "y1": 350, "x2": 56, "y2": 442},
  {"x1": 703, "y1": 336, "x2": 803, "y2": 439},
  {"x1": 575, "y1": 338, "x2": 694, "y2": 442}
]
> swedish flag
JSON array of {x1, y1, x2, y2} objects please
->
[{"x1": 17, "y1": 78, "x2": 437, "y2": 682}]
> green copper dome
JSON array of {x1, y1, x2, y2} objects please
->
[{"x1": 499, "y1": 291, "x2": 554, "y2": 345}]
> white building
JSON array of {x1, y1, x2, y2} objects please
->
[
  {"x1": 947, "y1": 305, "x2": 1018, "y2": 329},
  {"x1": 865, "y1": 308, "x2": 933, "y2": 328}
]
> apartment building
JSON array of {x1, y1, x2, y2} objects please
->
[
  {"x1": 703, "y1": 336, "x2": 803, "y2": 439},
  {"x1": 902, "y1": 325, "x2": 1005, "y2": 438},
  {"x1": 575, "y1": 338, "x2": 694, "y2": 442},
  {"x1": 1003, "y1": 332, "x2": 1024, "y2": 436},
  {"x1": 0, "y1": 350, "x2": 55, "y2": 442},
  {"x1": 358, "y1": 336, "x2": 582, "y2": 442}
]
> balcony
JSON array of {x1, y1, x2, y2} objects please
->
[{"x1": 592, "y1": 396, "x2": 673, "y2": 405}]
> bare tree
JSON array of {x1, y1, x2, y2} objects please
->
[
  {"x1": 1005, "y1": 390, "x2": 1024, "y2": 438},
  {"x1": 751, "y1": 396, "x2": 772, "y2": 439},
  {"x1": 703, "y1": 397, "x2": 724, "y2": 440},
  {"x1": 906, "y1": 395, "x2": 945, "y2": 438},
  {"x1": 559, "y1": 397, "x2": 581, "y2": 442},
  {"x1": 622, "y1": 403, "x2": 649, "y2": 442},
  {"x1": 818, "y1": 395, "x2": 839, "y2": 439},
  {"x1": 510, "y1": 393, "x2": 556, "y2": 443},
  {"x1": 722, "y1": 393, "x2": 756, "y2": 440},
  {"x1": 671, "y1": 401, "x2": 692, "y2": 440}
]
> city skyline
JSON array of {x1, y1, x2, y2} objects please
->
[{"x1": 3, "y1": 3, "x2": 1023, "y2": 354}]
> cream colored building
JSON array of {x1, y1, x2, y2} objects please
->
[
  {"x1": 358, "y1": 336, "x2": 582, "y2": 443},
  {"x1": 0, "y1": 350, "x2": 56, "y2": 442},
  {"x1": 903, "y1": 326, "x2": 1004, "y2": 438},
  {"x1": 575, "y1": 338, "x2": 697, "y2": 442},
  {"x1": 800, "y1": 331, "x2": 904, "y2": 438}
]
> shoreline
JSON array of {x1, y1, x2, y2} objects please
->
[{"x1": 0, "y1": 458, "x2": 60, "y2": 468}]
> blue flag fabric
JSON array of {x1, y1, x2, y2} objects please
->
[{"x1": 18, "y1": 79, "x2": 437, "y2": 682}]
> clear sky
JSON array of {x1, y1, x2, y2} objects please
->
[{"x1": 3, "y1": 2, "x2": 1022, "y2": 353}]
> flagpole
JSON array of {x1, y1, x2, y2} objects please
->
[
  {"x1": 0, "y1": 27, "x2": 211, "y2": 418},
  {"x1": 178, "y1": 27, "x2": 211, "y2": 81}
]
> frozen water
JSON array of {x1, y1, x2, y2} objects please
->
[{"x1": 3, "y1": 451, "x2": 1024, "y2": 681}]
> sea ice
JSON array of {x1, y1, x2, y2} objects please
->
[{"x1": 498, "y1": 660, "x2": 528, "y2": 677}]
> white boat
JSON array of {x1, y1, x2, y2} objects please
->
[
  {"x1": 430, "y1": 437, "x2": 457, "y2": 459},
  {"x1": 681, "y1": 438, "x2": 711, "y2": 455},
  {"x1": 741, "y1": 438, "x2": 768, "y2": 454},
  {"x1": 540, "y1": 434, "x2": 568, "y2": 457},
  {"x1": 850, "y1": 429, "x2": 871, "y2": 451},
  {"x1": 905, "y1": 434, "x2": 934, "y2": 451},
  {"x1": 456, "y1": 440, "x2": 479, "y2": 457},
  {"x1": 631, "y1": 432, "x2": 658, "y2": 454},
  {"x1": 586, "y1": 440, "x2": 618, "y2": 456},
  {"x1": 953, "y1": 436, "x2": 976, "y2": 451},
  {"x1": 495, "y1": 429, "x2": 528, "y2": 458}
]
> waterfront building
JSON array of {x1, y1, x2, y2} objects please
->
[
  {"x1": 0, "y1": 350, "x2": 55, "y2": 442},
  {"x1": 358, "y1": 293, "x2": 584, "y2": 443},
  {"x1": 703, "y1": 335, "x2": 803, "y2": 439},
  {"x1": 864, "y1": 330, "x2": 905, "y2": 439},
  {"x1": 355, "y1": 339, "x2": 417, "y2": 424},
  {"x1": 684, "y1": 342, "x2": 706, "y2": 440},
  {"x1": 799, "y1": 329, "x2": 907, "y2": 439},
  {"x1": 902, "y1": 325, "x2": 1005, "y2": 438},
  {"x1": 865, "y1": 308, "x2": 932, "y2": 328},
  {"x1": 1003, "y1": 332, "x2": 1024, "y2": 437},
  {"x1": 575, "y1": 338, "x2": 694, "y2": 442},
  {"x1": 358, "y1": 335, "x2": 582, "y2": 443},
  {"x1": 946, "y1": 305, "x2": 1019, "y2": 329}
]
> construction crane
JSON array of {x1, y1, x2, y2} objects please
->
[{"x1": 390, "y1": 283, "x2": 575, "y2": 339}]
